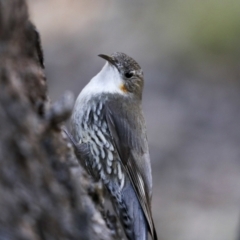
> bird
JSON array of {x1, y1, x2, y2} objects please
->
[{"x1": 70, "y1": 52, "x2": 158, "y2": 240}]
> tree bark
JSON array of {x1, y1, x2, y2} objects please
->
[{"x1": 0, "y1": 0, "x2": 118, "y2": 239}]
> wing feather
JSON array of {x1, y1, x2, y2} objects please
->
[{"x1": 105, "y1": 102, "x2": 158, "y2": 240}]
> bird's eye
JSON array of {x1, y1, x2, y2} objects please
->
[{"x1": 124, "y1": 72, "x2": 133, "y2": 78}]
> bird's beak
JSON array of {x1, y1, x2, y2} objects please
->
[{"x1": 98, "y1": 54, "x2": 117, "y2": 68}]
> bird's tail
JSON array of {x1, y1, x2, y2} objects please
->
[{"x1": 109, "y1": 180, "x2": 148, "y2": 240}]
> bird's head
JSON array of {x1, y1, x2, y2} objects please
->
[{"x1": 97, "y1": 52, "x2": 144, "y2": 100}]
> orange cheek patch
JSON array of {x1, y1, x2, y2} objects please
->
[{"x1": 120, "y1": 84, "x2": 128, "y2": 93}]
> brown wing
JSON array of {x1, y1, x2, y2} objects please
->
[{"x1": 104, "y1": 102, "x2": 158, "y2": 240}]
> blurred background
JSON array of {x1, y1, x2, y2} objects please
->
[{"x1": 28, "y1": 1, "x2": 240, "y2": 239}]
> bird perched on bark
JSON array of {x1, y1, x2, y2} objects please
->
[{"x1": 70, "y1": 52, "x2": 158, "y2": 240}]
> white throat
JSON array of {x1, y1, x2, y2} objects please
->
[{"x1": 80, "y1": 62, "x2": 125, "y2": 97}]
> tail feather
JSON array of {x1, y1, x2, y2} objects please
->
[{"x1": 108, "y1": 179, "x2": 148, "y2": 240}]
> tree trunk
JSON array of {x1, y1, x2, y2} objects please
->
[{"x1": 0, "y1": 0, "x2": 119, "y2": 239}]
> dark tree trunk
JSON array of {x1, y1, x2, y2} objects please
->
[{"x1": 0, "y1": 0, "x2": 119, "y2": 239}]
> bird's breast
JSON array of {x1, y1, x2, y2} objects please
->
[{"x1": 72, "y1": 96, "x2": 125, "y2": 189}]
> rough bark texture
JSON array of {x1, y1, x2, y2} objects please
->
[{"x1": 0, "y1": 0, "x2": 118, "y2": 239}]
